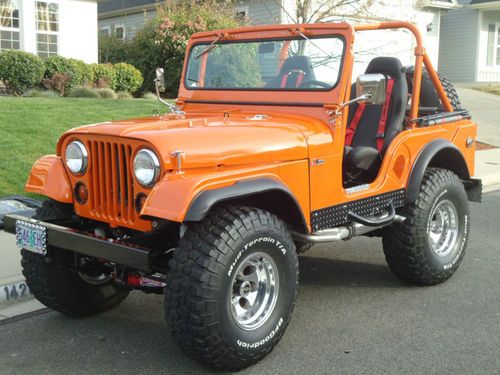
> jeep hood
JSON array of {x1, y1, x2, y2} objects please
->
[{"x1": 61, "y1": 114, "x2": 311, "y2": 169}]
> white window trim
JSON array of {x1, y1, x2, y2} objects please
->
[
  {"x1": 99, "y1": 26, "x2": 110, "y2": 36},
  {"x1": 494, "y1": 22, "x2": 500, "y2": 68},
  {"x1": 0, "y1": 0, "x2": 21, "y2": 51},
  {"x1": 113, "y1": 24, "x2": 125, "y2": 40},
  {"x1": 35, "y1": 0, "x2": 59, "y2": 57},
  {"x1": 236, "y1": 5, "x2": 249, "y2": 18}
]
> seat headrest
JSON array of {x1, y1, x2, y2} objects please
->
[
  {"x1": 365, "y1": 57, "x2": 404, "y2": 80},
  {"x1": 280, "y1": 56, "x2": 314, "y2": 76}
]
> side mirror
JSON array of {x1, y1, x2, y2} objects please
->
[
  {"x1": 356, "y1": 74, "x2": 386, "y2": 105},
  {"x1": 155, "y1": 68, "x2": 166, "y2": 93}
]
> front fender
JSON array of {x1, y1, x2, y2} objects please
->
[
  {"x1": 25, "y1": 155, "x2": 73, "y2": 203},
  {"x1": 139, "y1": 161, "x2": 310, "y2": 230}
]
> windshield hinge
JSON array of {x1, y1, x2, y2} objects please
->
[{"x1": 324, "y1": 104, "x2": 342, "y2": 124}]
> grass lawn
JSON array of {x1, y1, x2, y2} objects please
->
[
  {"x1": 473, "y1": 84, "x2": 500, "y2": 96},
  {"x1": 0, "y1": 97, "x2": 162, "y2": 198}
]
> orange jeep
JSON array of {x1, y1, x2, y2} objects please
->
[{"x1": 4, "y1": 22, "x2": 482, "y2": 370}]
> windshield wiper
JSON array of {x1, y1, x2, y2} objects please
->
[{"x1": 195, "y1": 34, "x2": 224, "y2": 60}]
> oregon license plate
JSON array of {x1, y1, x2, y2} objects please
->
[{"x1": 15, "y1": 220, "x2": 47, "y2": 255}]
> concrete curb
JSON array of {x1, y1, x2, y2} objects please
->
[{"x1": 0, "y1": 278, "x2": 32, "y2": 305}]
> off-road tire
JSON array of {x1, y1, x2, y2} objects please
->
[
  {"x1": 295, "y1": 242, "x2": 313, "y2": 254},
  {"x1": 439, "y1": 75, "x2": 461, "y2": 110},
  {"x1": 21, "y1": 199, "x2": 129, "y2": 317},
  {"x1": 406, "y1": 68, "x2": 461, "y2": 111},
  {"x1": 382, "y1": 168, "x2": 470, "y2": 285},
  {"x1": 165, "y1": 207, "x2": 299, "y2": 371}
]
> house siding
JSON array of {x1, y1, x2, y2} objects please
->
[
  {"x1": 438, "y1": 2, "x2": 479, "y2": 82},
  {"x1": 99, "y1": 8, "x2": 157, "y2": 41},
  {"x1": 240, "y1": 0, "x2": 282, "y2": 25}
]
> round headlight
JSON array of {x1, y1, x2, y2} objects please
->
[
  {"x1": 65, "y1": 141, "x2": 88, "y2": 175},
  {"x1": 133, "y1": 149, "x2": 160, "y2": 187}
]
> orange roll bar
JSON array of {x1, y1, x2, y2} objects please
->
[{"x1": 354, "y1": 22, "x2": 453, "y2": 123}]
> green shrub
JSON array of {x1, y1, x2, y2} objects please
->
[
  {"x1": 69, "y1": 58, "x2": 94, "y2": 85},
  {"x1": 91, "y1": 63, "x2": 115, "y2": 89},
  {"x1": 0, "y1": 50, "x2": 45, "y2": 94},
  {"x1": 113, "y1": 63, "x2": 143, "y2": 93},
  {"x1": 67, "y1": 86, "x2": 100, "y2": 98},
  {"x1": 116, "y1": 91, "x2": 133, "y2": 99},
  {"x1": 44, "y1": 56, "x2": 91, "y2": 91},
  {"x1": 96, "y1": 88, "x2": 117, "y2": 99},
  {"x1": 23, "y1": 89, "x2": 59, "y2": 98},
  {"x1": 99, "y1": 34, "x2": 130, "y2": 64}
]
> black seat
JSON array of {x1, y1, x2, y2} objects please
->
[
  {"x1": 265, "y1": 56, "x2": 315, "y2": 89},
  {"x1": 344, "y1": 57, "x2": 408, "y2": 181}
]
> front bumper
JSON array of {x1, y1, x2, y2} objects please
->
[{"x1": 3, "y1": 214, "x2": 151, "y2": 272}]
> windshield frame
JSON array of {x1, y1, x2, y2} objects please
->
[{"x1": 183, "y1": 34, "x2": 347, "y2": 93}]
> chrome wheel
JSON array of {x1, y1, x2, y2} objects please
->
[
  {"x1": 428, "y1": 199, "x2": 459, "y2": 257},
  {"x1": 229, "y1": 252, "x2": 279, "y2": 331}
]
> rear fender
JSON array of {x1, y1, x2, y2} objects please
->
[
  {"x1": 406, "y1": 139, "x2": 472, "y2": 203},
  {"x1": 25, "y1": 155, "x2": 73, "y2": 203}
]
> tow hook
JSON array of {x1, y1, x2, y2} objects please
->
[{"x1": 123, "y1": 272, "x2": 166, "y2": 294}]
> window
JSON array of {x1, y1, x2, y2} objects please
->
[
  {"x1": 36, "y1": 1, "x2": 58, "y2": 58},
  {"x1": 99, "y1": 27, "x2": 110, "y2": 37},
  {"x1": 236, "y1": 5, "x2": 248, "y2": 21},
  {"x1": 486, "y1": 23, "x2": 500, "y2": 67},
  {"x1": 114, "y1": 24, "x2": 124, "y2": 40},
  {"x1": 0, "y1": 0, "x2": 20, "y2": 51}
]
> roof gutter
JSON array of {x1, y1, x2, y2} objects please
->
[{"x1": 98, "y1": 3, "x2": 157, "y2": 20}]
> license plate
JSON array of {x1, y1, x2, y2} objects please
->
[{"x1": 15, "y1": 220, "x2": 47, "y2": 255}]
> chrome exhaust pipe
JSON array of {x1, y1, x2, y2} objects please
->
[{"x1": 291, "y1": 215, "x2": 405, "y2": 244}]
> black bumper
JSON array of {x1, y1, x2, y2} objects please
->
[{"x1": 3, "y1": 214, "x2": 151, "y2": 272}]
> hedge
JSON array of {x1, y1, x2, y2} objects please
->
[
  {"x1": 0, "y1": 50, "x2": 45, "y2": 95},
  {"x1": 113, "y1": 63, "x2": 143, "y2": 93},
  {"x1": 0, "y1": 50, "x2": 143, "y2": 95}
]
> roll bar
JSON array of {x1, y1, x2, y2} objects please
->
[{"x1": 354, "y1": 22, "x2": 453, "y2": 124}]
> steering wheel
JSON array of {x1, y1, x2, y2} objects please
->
[{"x1": 298, "y1": 80, "x2": 331, "y2": 89}]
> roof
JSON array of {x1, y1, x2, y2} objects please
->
[
  {"x1": 98, "y1": 0, "x2": 160, "y2": 17},
  {"x1": 469, "y1": 0, "x2": 500, "y2": 8},
  {"x1": 419, "y1": 0, "x2": 460, "y2": 9}
]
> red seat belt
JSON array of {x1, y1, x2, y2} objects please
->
[
  {"x1": 345, "y1": 103, "x2": 366, "y2": 146},
  {"x1": 280, "y1": 71, "x2": 304, "y2": 88},
  {"x1": 376, "y1": 78, "x2": 395, "y2": 153}
]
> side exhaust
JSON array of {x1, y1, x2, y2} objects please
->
[{"x1": 292, "y1": 207, "x2": 406, "y2": 244}]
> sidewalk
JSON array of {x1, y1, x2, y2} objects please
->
[
  {"x1": 0, "y1": 231, "x2": 45, "y2": 320},
  {"x1": 475, "y1": 148, "x2": 500, "y2": 192},
  {"x1": 456, "y1": 87, "x2": 500, "y2": 147}
]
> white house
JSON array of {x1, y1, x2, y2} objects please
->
[{"x1": 0, "y1": 0, "x2": 98, "y2": 63}]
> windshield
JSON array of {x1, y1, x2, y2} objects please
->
[{"x1": 185, "y1": 35, "x2": 345, "y2": 91}]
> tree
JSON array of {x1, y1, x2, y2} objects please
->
[
  {"x1": 278, "y1": 0, "x2": 380, "y2": 24},
  {"x1": 128, "y1": 0, "x2": 243, "y2": 96}
]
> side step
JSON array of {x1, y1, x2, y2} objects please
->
[{"x1": 292, "y1": 205, "x2": 405, "y2": 244}]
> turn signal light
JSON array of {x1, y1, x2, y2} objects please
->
[
  {"x1": 135, "y1": 193, "x2": 147, "y2": 214},
  {"x1": 75, "y1": 183, "x2": 88, "y2": 204}
]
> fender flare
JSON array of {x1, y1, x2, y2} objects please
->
[
  {"x1": 184, "y1": 178, "x2": 307, "y2": 230},
  {"x1": 406, "y1": 138, "x2": 470, "y2": 203}
]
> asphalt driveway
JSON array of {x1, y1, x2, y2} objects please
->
[{"x1": 0, "y1": 192, "x2": 499, "y2": 375}]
